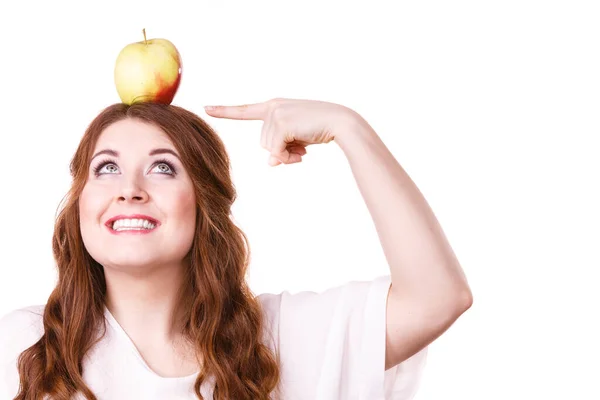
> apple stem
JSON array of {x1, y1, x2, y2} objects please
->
[{"x1": 143, "y1": 28, "x2": 147, "y2": 45}]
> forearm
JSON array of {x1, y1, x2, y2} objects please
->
[{"x1": 335, "y1": 112, "x2": 471, "y2": 302}]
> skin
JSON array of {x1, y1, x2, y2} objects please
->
[
  {"x1": 204, "y1": 98, "x2": 473, "y2": 370},
  {"x1": 79, "y1": 118, "x2": 198, "y2": 377},
  {"x1": 76, "y1": 96, "x2": 473, "y2": 378}
]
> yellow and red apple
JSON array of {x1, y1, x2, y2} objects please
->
[{"x1": 114, "y1": 29, "x2": 182, "y2": 105}]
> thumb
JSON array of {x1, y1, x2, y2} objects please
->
[{"x1": 268, "y1": 155, "x2": 282, "y2": 166}]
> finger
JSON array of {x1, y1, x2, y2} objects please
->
[
  {"x1": 269, "y1": 128, "x2": 296, "y2": 161},
  {"x1": 267, "y1": 145, "x2": 305, "y2": 167},
  {"x1": 271, "y1": 148, "x2": 292, "y2": 164},
  {"x1": 274, "y1": 150, "x2": 302, "y2": 164},
  {"x1": 268, "y1": 153, "x2": 302, "y2": 166},
  {"x1": 204, "y1": 102, "x2": 269, "y2": 120},
  {"x1": 268, "y1": 155, "x2": 282, "y2": 166},
  {"x1": 288, "y1": 145, "x2": 307, "y2": 156}
]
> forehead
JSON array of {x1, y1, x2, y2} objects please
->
[{"x1": 94, "y1": 118, "x2": 175, "y2": 152}]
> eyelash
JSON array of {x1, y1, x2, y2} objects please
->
[{"x1": 92, "y1": 158, "x2": 178, "y2": 176}]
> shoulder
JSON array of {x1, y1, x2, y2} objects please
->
[
  {"x1": 0, "y1": 305, "x2": 46, "y2": 398},
  {"x1": 257, "y1": 275, "x2": 391, "y2": 318},
  {"x1": 255, "y1": 276, "x2": 392, "y2": 344},
  {"x1": 254, "y1": 277, "x2": 428, "y2": 398},
  {"x1": 0, "y1": 304, "x2": 46, "y2": 342}
]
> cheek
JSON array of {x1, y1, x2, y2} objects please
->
[
  {"x1": 152, "y1": 182, "x2": 197, "y2": 238},
  {"x1": 78, "y1": 185, "x2": 105, "y2": 260},
  {"x1": 79, "y1": 184, "x2": 106, "y2": 224},
  {"x1": 170, "y1": 188, "x2": 197, "y2": 224},
  {"x1": 78, "y1": 184, "x2": 111, "y2": 251},
  {"x1": 166, "y1": 188, "x2": 197, "y2": 258}
]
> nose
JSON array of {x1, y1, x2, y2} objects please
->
[{"x1": 117, "y1": 179, "x2": 149, "y2": 204}]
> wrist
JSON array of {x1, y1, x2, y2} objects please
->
[{"x1": 333, "y1": 108, "x2": 376, "y2": 152}]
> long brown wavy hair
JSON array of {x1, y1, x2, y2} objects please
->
[{"x1": 14, "y1": 103, "x2": 280, "y2": 400}]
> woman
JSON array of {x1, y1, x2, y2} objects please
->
[{"x1": 0, "y1": 98, "x2": 472, "y2": 399}]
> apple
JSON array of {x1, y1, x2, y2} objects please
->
[{"x1": 114, "y1": 29, "x2": 182, "y2": 105}]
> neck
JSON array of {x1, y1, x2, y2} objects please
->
[{"x1": 104, "y1": 263, "x2": 188, "y2": 342}]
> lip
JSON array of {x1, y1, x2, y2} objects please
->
[{"x1": 105, "y1": 214, "x2": 161, "y2": 235}]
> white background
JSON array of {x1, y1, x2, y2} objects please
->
[{"x1": 0, "y1": 1, "x2": 598, "y2": 399}]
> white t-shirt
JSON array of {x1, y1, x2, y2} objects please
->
[{"x1": 0, "y1": 276, "x2": 427, "y2": 399}]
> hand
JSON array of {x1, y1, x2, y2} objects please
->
[{"x1": 204, "y1": 98, "x2": 358, "y2": 166}]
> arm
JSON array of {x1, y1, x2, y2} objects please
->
[
  {"x1": 334, "y1": 111, "x2": 473, "y2": 370},
  {"x1": 203, "y1": 98, "x2": 473, "y2": 370}
]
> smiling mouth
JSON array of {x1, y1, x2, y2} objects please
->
[{"x1": 105, "y1": 215, "x2": 160, "y2": 234}]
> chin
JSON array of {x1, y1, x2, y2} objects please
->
[
  {"x1": 81, "y1": 230, "x2": 194, "y2": 274},
  {"x1": 109, "y1": 254, "x2": 176, "y2": 271}
]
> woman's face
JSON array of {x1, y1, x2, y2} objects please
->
[{"x1": 79, "y1": 118, "x2": 197, "y2": 273}]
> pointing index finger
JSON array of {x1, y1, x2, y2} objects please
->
[{"x1": 204, "y1": 102, "x2": 269, "y2": 120}]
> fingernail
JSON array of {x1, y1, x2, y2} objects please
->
[{"x1": 204, "y1": 106, "x2": 216, "y2": 111}]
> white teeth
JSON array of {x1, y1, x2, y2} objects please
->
[{"x1": 112, "y1": 218, "x2": 157, "y2": 231}]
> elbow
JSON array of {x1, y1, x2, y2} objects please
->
[
  {"x1": 437, "y1": 287, "x2": 472, "y2": 329},
  {"x1": 435, "y1": 282, "x2": 473, "y2": 319},
  {"x1": 455, "y1": 286, "x2": 473, "y2": 315}
]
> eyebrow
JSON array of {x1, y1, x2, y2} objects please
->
[{"x1": 91, "y1": 148, "x2": 181, "y2": 161}]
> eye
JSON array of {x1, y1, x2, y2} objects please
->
[
  {"x1": 93, "y1": 159, "x2": 119, "y2": 176},
  {"x1": 151, "y1": 159, "x2": 177, "y2": 175}
]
